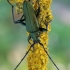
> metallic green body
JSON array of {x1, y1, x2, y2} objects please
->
[{"x1": 23, "y1": 1, "x2": 39, "y2": 32}]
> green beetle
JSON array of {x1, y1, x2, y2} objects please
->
[
  {"x1": 13, "y1": 1, "x2": 47, "y2": 44},
  {"x1": 7, "y1": 0, "x2": 59, "y2": 70}
]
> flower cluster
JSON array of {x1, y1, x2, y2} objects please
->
[{"x1": 27, "y1": 0, "x2": 53, "y2": 70}]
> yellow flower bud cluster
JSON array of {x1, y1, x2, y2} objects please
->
[
  {"x1": 8, "y1": 0, "x2": 24, "y2": 14},
  {"x1": 27, "y1": 0, "x2": 53, "y2": 70}
]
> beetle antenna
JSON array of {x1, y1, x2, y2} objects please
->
[
  {"x1": 14, "y1": 43, "x2": 35, "y2": 70},
  {"x1": 39, "y1": 42, "x2": 59, "y2": 70}
]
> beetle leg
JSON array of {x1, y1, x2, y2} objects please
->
[
  {"x1": 32, "y1": 42, "x2": 37, "y2": 52},
  {"x1": 14, "y1": 18, "x2": 26, "y2": 26},
  {"x1": 35, "y1": 0, "x2": 40, "y2": 17},
  {"x1": 11, "y1": 3, "x2": 26, "y2": 26},
  {"x1": 39, "y1": 20, "x2": 52, "y2": 32},
  {"x1": 13, "y1": 14, "x2": 26, "y2": 26},
  {"x1": 45, "y1": 20, "x2": 52, "y2": 28},
  {"x1": 28, "y1": 36, "x2": 31, "y2": 44},
  {"x1": 36, "y1": 7, "x2": 40, "y2": 17},
  {"x1": 7, "y1": 0, "x2": 26, "y2": 26},
  {"x1": 39, "y1": 27, "x2": 47, "y2": 32}
]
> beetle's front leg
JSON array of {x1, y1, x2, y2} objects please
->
[{"x1": 28, "y1": 36, "x2": 31, "y2": 44}]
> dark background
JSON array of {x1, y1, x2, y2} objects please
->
[{"x1": 0, "y1": 0, "x2": 70, "y2": 70}]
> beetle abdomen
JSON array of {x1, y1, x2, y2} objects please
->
[{"x1": 23, "y1": 1, "x2": 39, "y2": 32}]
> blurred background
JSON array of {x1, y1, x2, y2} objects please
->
[{"x1": 0, "y1": 0, "x2": 70, "y2": 70}]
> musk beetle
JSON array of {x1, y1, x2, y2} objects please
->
[{"x1": 7, "y1": 0, "x2": 59, "y2": 70}]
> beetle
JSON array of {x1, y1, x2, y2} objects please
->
[{"x1": 7, "y1": 0, "x2": 59, "y2": 70}]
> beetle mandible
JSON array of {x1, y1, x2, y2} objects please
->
[{"x1": 7, "y1": 0, "x2": 59, "y2": 70}]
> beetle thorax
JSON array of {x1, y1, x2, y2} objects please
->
[{"x1": 30, "y1": 32, "x2": 40, "y2": 43}]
